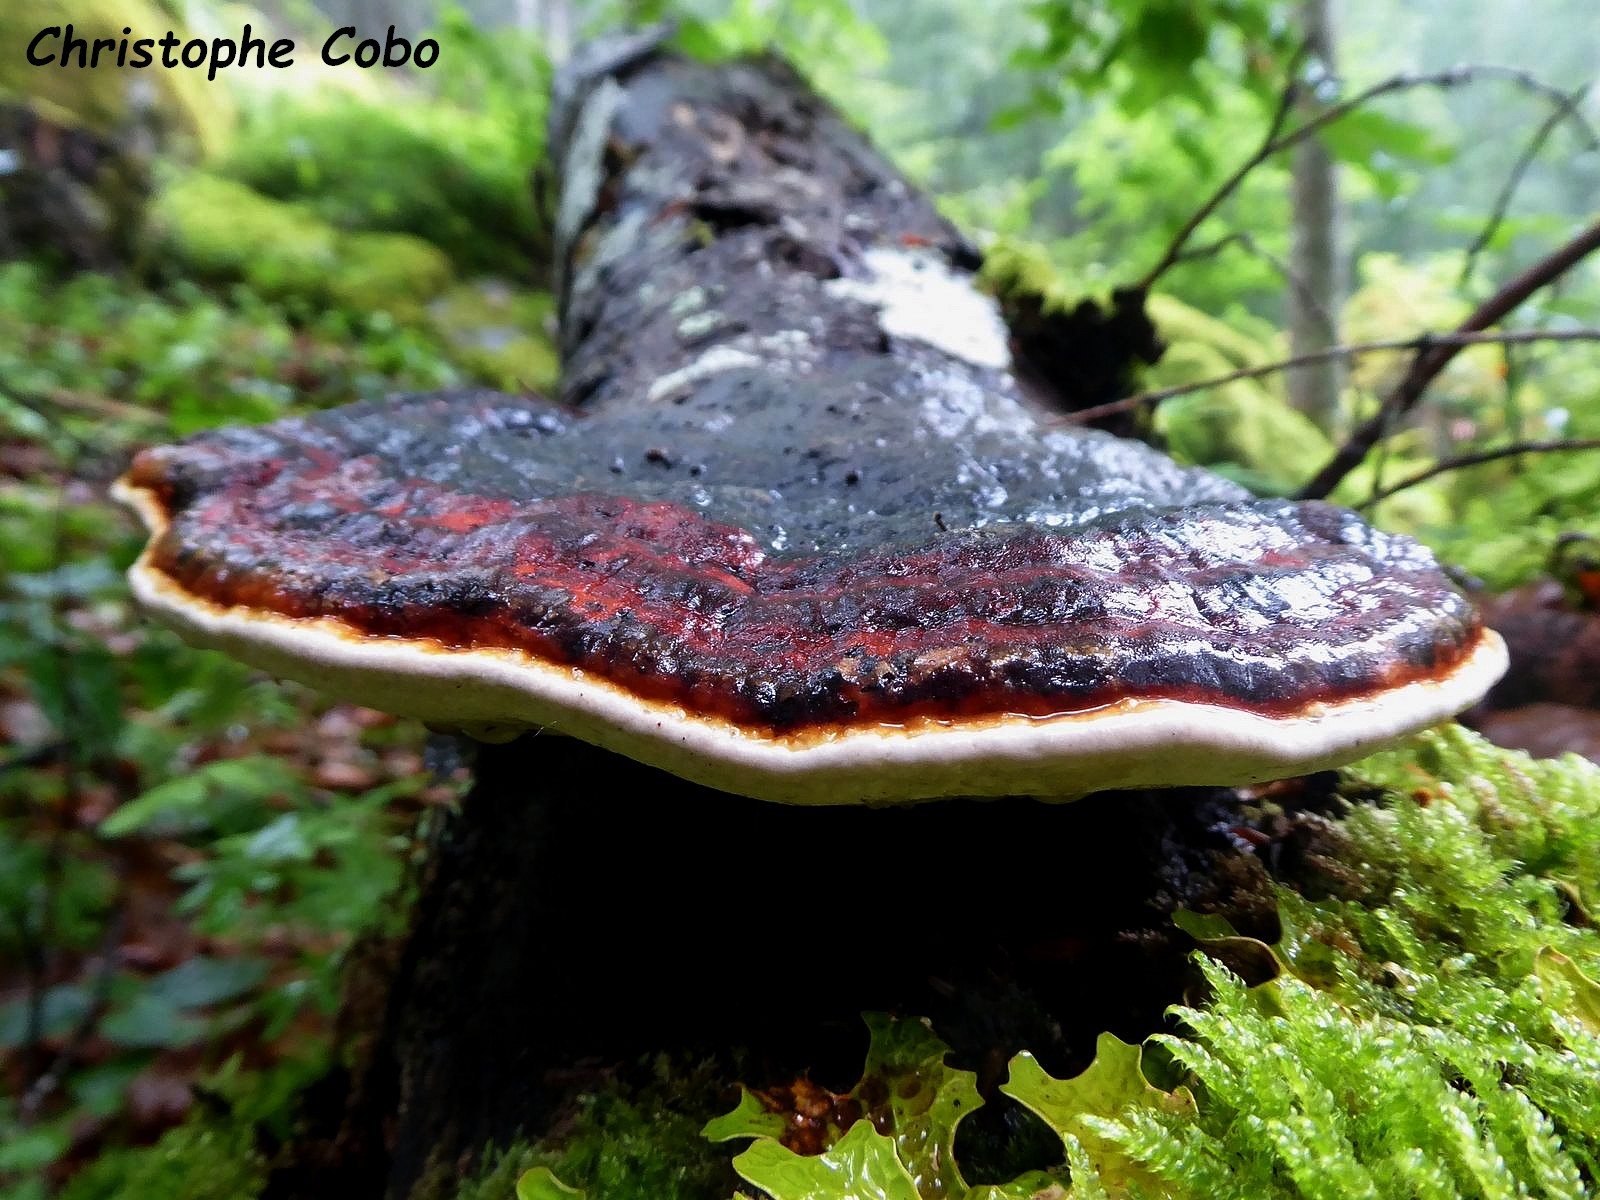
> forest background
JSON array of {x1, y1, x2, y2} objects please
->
[{"x1": 3, "y1": 0, "x2": 1600, "y2": 1196}]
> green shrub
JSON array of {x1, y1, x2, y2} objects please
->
[
  {"x1": 219, "y1": 93, "x2": 544, "y2": 275},
  {"x1": 144, "y1": 173, "x2": 339, "y2": 303}
]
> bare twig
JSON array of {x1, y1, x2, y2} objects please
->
[
  {"x1": 1060, "y1": 326, "x2": 1600, "y2": 426},
  {"x1": 1166, "y1": 231, "x2": 1250, "y2": 268},
  {"x1": 1459, "y1": 83, "x2": 1596, "y2": 287},
  {"x1": 1299, "y1": 215, "x2": 1600, "y2": 499},
  {"x1": 1137, "y1": 52, "x2": 1303, "y2": 292},
  {"x1": 1359, "y1": 438, "x2": 1600, "y2": 507},
  {"x1": 1169, "y1": 230, "x2": 1341, "y2": 341},
  {"x1": 1141, "y1": 63, "x2": 1600, "y2": 292}
]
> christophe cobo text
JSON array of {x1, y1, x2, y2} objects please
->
[{"x1": 26, "y1": 24, "x2": 438, "y2": 79}]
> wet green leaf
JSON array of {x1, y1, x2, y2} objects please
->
[
  {"x1": 101, "y1": 755, "x2": 296, "y2": 838},
  {"x1": 702, "y1": 1087, "x2": 789, "y2": 1144},
  {"x1": 1171, "y1": 909, "x2": 1284, "y2": 984},
  {"x1": 0, "y1": 985, "x2": 92, "y2": 1048},
  {"x1": 516, "y1": 1165, "x2": 586, "y2": 1200},
  {"x1": 1001, "y1": 1035, "x2": 1193, "y2": 1195},
  {"x1": 708, "y1": 1014, "x2": 1004, "y2": 1197},
  {"x1": 146, "y1": 956, "x2": 269, "y2": 1009},
  {"x1": 1321, "y1": 109, "x2": 1455, "y2": 168},
  {"x1": 856, "y1": 1012, "x2": 983, "y2": 1197},
  {"x1": 732, "y1": 1120, "x2": 921, "y2": 1200},
  {"x1": 1534, "y1": 947, "x2": 1600, "y2": 1035}
]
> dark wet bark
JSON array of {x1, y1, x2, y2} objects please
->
[{"x1": 300, "y1": 738, "x2": 1271, "y2": 1199}]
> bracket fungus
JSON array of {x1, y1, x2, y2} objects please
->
[{"x1": 114, "y1": 48, "x2": 1506, "y2": 806}]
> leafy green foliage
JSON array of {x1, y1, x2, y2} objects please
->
[
  {"x1": 1010, "y1": 0, "x2": 1285, "y2": 117},
  {"x1": 708, "y1": 1015, "x2": 1063, "y2": 1199},
  {"x1": 1002, "y1": 1036, "x2": 1193, "y2": 1196},
  {"x1": 8, "y1": 2, "x2": 1600, "y2": 1193},
  {"x1": 733, "y1": 1121, "x2": 924, "y2": 1200},
  {"x1": 516, "y1": 1166, "x2": 586, "y2": 1200},
  {"x1": 1419, "y1": 409, "x2": 1600, "y2": 591},
  {"x1": 659, "y1": 0, "x2": 890, "y2": 96},
  {"x1": 0, "y1": 261, "x2": 465, "y2": 435},
  {"x1": 0, "y1": 255, "x2": 482, "y2": 1186}
]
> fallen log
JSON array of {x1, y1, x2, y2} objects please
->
[{"x1": 114, "y1": 35, "x2": 1502, "y2": 1196}]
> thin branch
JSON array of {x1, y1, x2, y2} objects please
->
[
  {"x1": 1168, "y1": 230, "x2": 1341, "y2": 341},
  {"x1": 1359, "y1": 438, "x2": 1600, "y2": 507},
  {"x1": 1060, "y1": 327, "x2": 1600, "y2": 426},
  {"x1": 1166, "y1": 230, "x2": 1249, "y2": 268},
  {"x1": 1459, "y1": 83, "x2": 1595, "y2": 287},
  {"x1": 1137, "y1": 51, "x2": 1303, "y2": 292},
  {"x1": 1240, "y1": 230, "x2": 1342, "y2": 343},
  {"x1": 1299, "y1": 215, "x2": 1600, "y2": 499},
  {"x1": 1140, "y1": 63, "x2": 1600, "y2": 293}
]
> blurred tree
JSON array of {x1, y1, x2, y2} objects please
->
[{"x1": 1287, "y1": 0, "x2": 1346, "y2": 429}]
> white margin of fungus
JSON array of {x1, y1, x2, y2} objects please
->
[{"x1": 114, "y1": 479, "x2": 1508, "y2": 807}]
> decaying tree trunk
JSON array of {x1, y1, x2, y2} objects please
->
[{"x1": 292, "y1": 40, "x2": 1267, "y2": 1199}]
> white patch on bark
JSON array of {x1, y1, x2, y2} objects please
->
[
  {"x1": 647, "y1": 346, "x2": 764, "y2": 400},
  {"x1": 827, "y1": 248, "x2": 1012, "y2": 370},
  {"x1": 648, "y1": 331, "x2": 819, "y2": 400},
  {"x1": 555, "y1": 78, "x2": 625, "y2": 254}
]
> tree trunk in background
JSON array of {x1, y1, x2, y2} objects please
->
[
  {"x1": 275, "y1": 39, "x2": 1262, "y2": 1200},
  {"x1": 1287, "y1": 0, "x2": 1346, "y2": 431},
  {"x1": 514, "y1": 0, "x2": 572, "y2": 61}
]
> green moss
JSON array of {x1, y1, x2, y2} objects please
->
[
  {"x1": 978, "y1": 237, "x2": 1073, "y2": 306},
  {"x1": 219, "y1": 94, "x2": 544, "y2": 274},
  {"x1": 145, "y1": 174, "x2": 457, "y2": 316},
  {"x1": 56, "y1": 1119, "x2": 264, "y2": 1200},
  {"x1": 457, "y1": 1061, "x2": 735, "y2": 1200},
  {"x1": 428, "y1": 283, "x2": 560, "y2": 393},
  {"x1": 0, "y1": 0, "x2": 232, "y2": 155},
  {"x1": 981, "y1": 242, "x2": 1333, "y2": 497},
  {"x1": 329, "y1": 233, "x2": 455, "y2": 317},
  {"x1": 707, "y1": 729, "x2": 1600, "y2": 1199},
  {"x1": 1154, "y1": 383, "x2": 1330, "y2": 496},
  {"x1": 1423, "y1": 461, "x2": 1600, "y2": 592},
  {"x1": 145, "y1": 173, "x2": 339, "y2": 303},
  {"x1": 1017, "y1": 728, "x2": 1600, "y2": 1199}
]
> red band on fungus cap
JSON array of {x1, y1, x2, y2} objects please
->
[{"x1": 114, "y1": 50, "x2": 1505, "y2": 803}]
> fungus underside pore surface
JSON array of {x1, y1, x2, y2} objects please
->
[{"x1": 120, "y1": 51, "x2": 1492, "y2": 761}]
